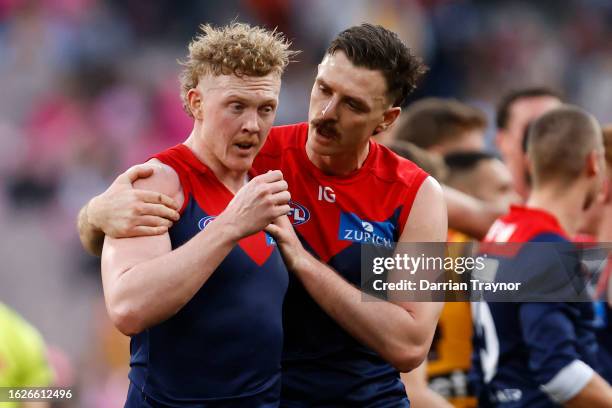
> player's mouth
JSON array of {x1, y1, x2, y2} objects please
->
[
  {"x1": 234, "y1": 141, "x2": 257, "y2": 152},
  {"x1": 314, "y1": 123, "x2": 339, "y2": 142}
]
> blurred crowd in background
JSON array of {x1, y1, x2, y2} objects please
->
[{"x1": 1, "y1": 0, "x2": 612, "y2": 406}]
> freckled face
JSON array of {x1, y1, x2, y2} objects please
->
[{"x1": 198, "y1": 72, "x2": 281, "y2": 172}]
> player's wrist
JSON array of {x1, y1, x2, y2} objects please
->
[
  {"x1": 289, "y1": 248, "x2": 314, "y2": 275},
  {"x1": 85, "y1": 196, "x2": 103, "y2": 231},
  {"x1": 213, "y1": 212, "x2": 243, "y2": 244}
]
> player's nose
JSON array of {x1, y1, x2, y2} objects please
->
[
  {"x1": 242, "y1": 110, "x2": 260, "y2": 134},
  {"x1": 319, "y1": 97, "x2": 339, "y2": 120}
]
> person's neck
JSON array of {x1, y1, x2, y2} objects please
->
[
  {"x1": 184, "y1": 128, "x2": 247, "y2": 194},
  {"x1": 306, "y1": 142, "x2": 370, "y2": 176},
  {"x1": 526, "y1": 181, "x2": 588, "y2": 236}
]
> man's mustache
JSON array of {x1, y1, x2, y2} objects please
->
[{"x1": 310, "y1": 119, "x2": 339, "y2": 137}]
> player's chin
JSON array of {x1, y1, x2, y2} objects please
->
[
  {"x1": 227, "y1": 156, "x2": 256, "y2": 173},
  {"x1": 307, "y1": 137, "x2": 339, "y2": 156}
]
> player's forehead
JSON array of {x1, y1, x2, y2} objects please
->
[
  {"x1": 509, "y1": 96, "x2": 561, "y2": 128},
  {"x1": 456, "y1": 128, "x2": 486, "y2": 149},
  {"x1": 199, "y1": 72, "x2": 281, "y2": 103},
  {"x1": 316, "y1": 52, "x2": 388, "y2": 106}
]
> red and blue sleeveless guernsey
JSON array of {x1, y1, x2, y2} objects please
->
[
  {"x1": 471, "y1": 205, "x2": 601, "y2": 408},
  {"x1": 126, "y1": 144, "x2": 288, "y2": 407},
  {"x1": 251, "y1": 123, "x2": 428, "y2": 407}
]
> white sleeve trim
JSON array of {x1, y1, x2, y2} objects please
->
[{"x1": 539, "y1": 359, "x2": 594, "y2": 403}]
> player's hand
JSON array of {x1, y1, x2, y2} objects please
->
[
  {"x1": 219, "y1": 170, "x2": 291, "y2": 239},
  {"x1": 265, "y1": 214, "x2": 306, "y2": 272},
  {"x1": 88, "y1": 164, "x2": 180, "y2": 238}
]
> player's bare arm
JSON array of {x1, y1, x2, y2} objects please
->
[
  {"x1": 564, "y1": 373, "x2": 612, "y2": 408},
  {"x1": 267, "y1": 177, "x2": 446, "y2": 372},
  {"x1": 102, "y1": 163, "x2": 290, "y2": 336},
  {"x1": 78, "y1": 163, "x2": 180, "y2": 256},
  {"x1": 400, "y1": 360, "x2": 454, "y2": 408}
]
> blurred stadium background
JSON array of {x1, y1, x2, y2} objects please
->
[{"x1": 1, "y1": 0, "x2": 611, "y2": 406}]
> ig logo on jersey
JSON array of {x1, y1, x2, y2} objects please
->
[
  {"x1": 318, "y1": 185, "x2": 336, "y2": 203},
  {"x1": 198, "y1": 216, "x2": 216, "y2": 230},
  {"x1": 287, "y1": 200, "x2": 310, "y2": 225}
]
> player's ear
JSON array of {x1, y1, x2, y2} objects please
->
[
  {"x1": 585, "y1": 149, "x2": 601, "y2": 177},
  {"x1": 373, "y1": 107, "x2": 401, "y2": 135},
  {"x1": 187, "y1": 88, "x2": 204, "y2": 120}
]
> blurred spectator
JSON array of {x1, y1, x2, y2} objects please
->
[
  {"x1": 444, "y1": 151, "x2": 520, "y2": 211},
  {"x1": 494, "y1": 87, "x2": 562, "y2": 200},
  {"x1": 390, "y1": 98, "x2": 487, "y2": 155}
]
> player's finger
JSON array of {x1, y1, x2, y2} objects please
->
[
  {"x1": 256, "y1": 170, "x2": 284, "y2": 183},
  {"x1": 267, "y1": 180, "x2": 289, "y2": 194},
  {"x1": 275, "y1": 214, "x2": 293, "y2": 228},
  {"x1": 137, "y1": 203, "x2": 180, "y2": 221},
  {"x1": 137, "y1": 215, "x2": 174, "y2": 228},
  {"x1": 271, "y1": 191, "x2": 291, "y2": 205},
  {"x1": 124, "y1": 164, "x2": 155, "y2": 184},
  {"x1": 264, "y1": 223, "x2": 281, "y2": 238},
  {"x1": 270, "y1": 214, "x2": 293, "y2": 230},
  {"x1": 138, "y1": 190, "x2": 180, "y2": 211},
  {"x1": 273, "y1": 204, "x2": 291, "y2": 218},
  {"x1": 127, "y1": 225, "x2": 169, "y2": 237}
]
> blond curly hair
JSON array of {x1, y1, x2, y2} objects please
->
[{"x1": 179, "y1": 22, "x2": 296, "y2": 117}]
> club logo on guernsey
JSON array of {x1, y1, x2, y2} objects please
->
[
  {"x1": 288, "y1": 200, "x2": 310, "y2": 225},
  {"x1": 339, "y1": 212, "x2": 395, "y2": 248},
  {"x1": 198, "y1": 216, "x2": 216, "y2": 230}
]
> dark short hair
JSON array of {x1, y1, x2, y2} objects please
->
[
  {"x1": 394, "y1": 98, "x2": 487, "y2": 149},
  {"x1": 444, "y1": 151, "x2": 498, "y2": 172},
  {"x1": 326, "y1": 24, "x2": 427, "y2": 107},
  {"x1": 496, "y1": 87, "x2": 563, "y2": 129}
]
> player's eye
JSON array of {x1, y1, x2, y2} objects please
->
[
  {"x1": 230, "y1": 102, "x2": 244, "y2": 112},
  {"x1": 346, "y1": 100, "x2": 363, "y2": 112},
  {"x1": 318, "y1": 84, "x2": 331, "y2": 95},
  {"x1": 259, "y1": 105, "x2": 275, "y2": 114}
]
